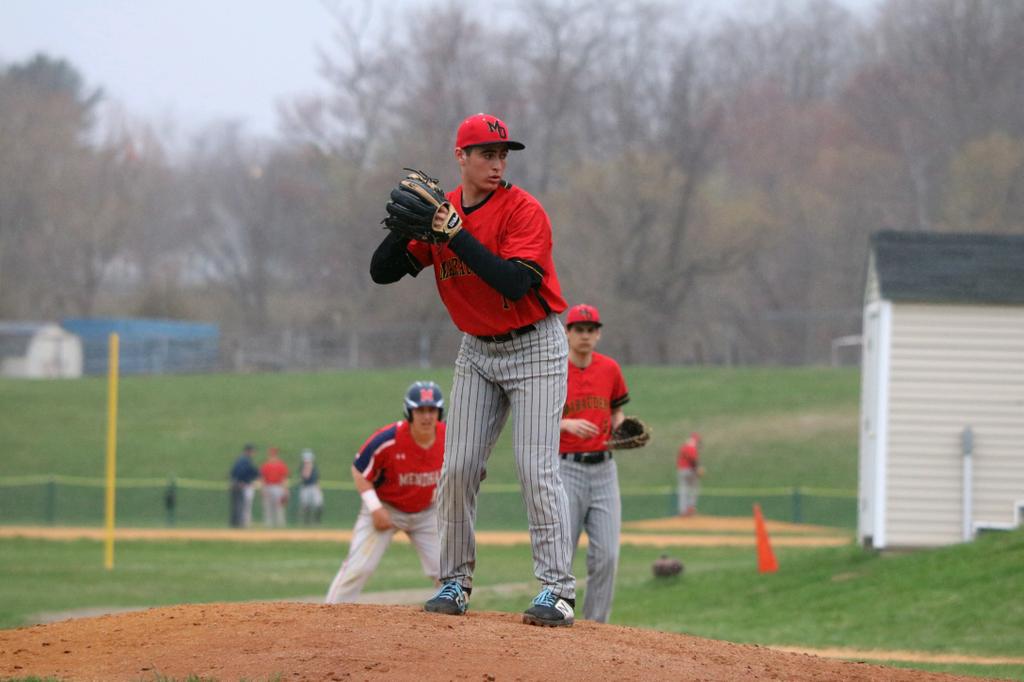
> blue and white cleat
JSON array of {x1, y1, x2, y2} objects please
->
[
  {"x1": 424, "y1": 581, "x2": 469, "y2": 616},
  {"x1": 522, "y1": 588, "x2": 574, "y2": 627}
]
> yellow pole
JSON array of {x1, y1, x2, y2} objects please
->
[{"x1": 103, "y1": 333, "x2": 120, "y2": 570}]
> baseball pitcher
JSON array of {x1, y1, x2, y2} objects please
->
[{"x1": 371, "y1": 113, "x2": 576, "y2": 626}]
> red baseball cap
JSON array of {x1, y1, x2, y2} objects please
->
[
  {"x1": 455, "y1": 113, "x2": 525, "y2": 151},
  {"x1": 566, "y1": 304, "x2": 602, "y2": 327}
]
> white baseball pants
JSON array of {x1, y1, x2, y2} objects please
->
[{"x1": 325, "y1": 502, "x2": 440, "y2": 604}]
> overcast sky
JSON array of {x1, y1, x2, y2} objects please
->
[
  {"x1": 1, "y1": 0, "x2": 879, "y2": 140},
  {"x1": 0, "y1": 0, "x2": 342, "y2": 137}
]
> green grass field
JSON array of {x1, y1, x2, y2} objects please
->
[
  {"x1": 4, "y1": 367, "x2": 1023, "y2": 679},
  {"x1": 0, "y1": 367, "x2": 861, "y2": 528},
  {"x1": 0, "y1": 366, "x2": 860, "y2": 486}
]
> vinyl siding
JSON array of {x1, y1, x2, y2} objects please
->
[{"x1": 884, "y1": 303, "x2": 1024, "y2": 547}]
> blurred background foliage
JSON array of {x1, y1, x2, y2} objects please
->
[{"x1": 2, "y1": 0, "x2": 1024, "y2": 366}]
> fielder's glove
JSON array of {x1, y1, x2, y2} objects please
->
[
  {"x1": 607, "y1": 416, "x2": 651, "y2": 450},
  {"x1": 382, "y1": 168, "x2": 463, "y2": 244},
  {"x1": 652, "y1": 554, "x2": 684, "y2": 578}
]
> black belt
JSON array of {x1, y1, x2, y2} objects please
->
[
  {"x1": 475, "y1": 323, "x2": 536, "y2": 344},
  {"x1": 560, "y1": 451, "x2": 612, "y2": 464}
]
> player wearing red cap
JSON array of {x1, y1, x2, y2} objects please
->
[
  {"x1": 370, "y1": 113, "x2": 575, "y2": 626},
  {"x1": 558, "y1": 303, "x2": 631, "y2": 623}
]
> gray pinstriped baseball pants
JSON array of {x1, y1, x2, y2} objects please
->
[
  {"x1": 436, "y1": 313, "x2": 576, "y2": 599},
  {"x1": 559, "y1": 457, "x2": 621, "y2": 622}
]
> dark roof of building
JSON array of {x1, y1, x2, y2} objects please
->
[{"x1": 871, "y1": 230, "x2": 1024, "y2": 304}]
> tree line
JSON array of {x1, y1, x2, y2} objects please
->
[{"x1": 2, "y1": 0, "x2": 1022, "y2": 366}]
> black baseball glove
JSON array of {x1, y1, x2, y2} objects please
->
[
  {"x1": 382, "y1": 168, "x2": 463, "y2": 244},
  {"x1": 607, "y1": 416, "x2": 651, "y2": 450}
]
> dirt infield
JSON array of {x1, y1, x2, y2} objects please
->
[
  {"x1": 1, "y1": 520, "x2": 1011, "y2": 678},
  {"x1": 0, "y1": 514, "x2": 853, "y2": 548},
  {"x1": 0, "y1": 602, "x2": 983, "y2": 681}
]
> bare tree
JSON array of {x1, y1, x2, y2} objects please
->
[
  {"x1": 0, "y1": 54, "x2": 127, "y2": 318},
  {"x1": 281, "y1": 3, "x2": 399, "y2": 169},
  {"x1": 513, "y1": 0, "x2": 615, "y2": 193},
  {"x1": 846, "y1": 0, "x2": 1024, "y2": 231},
  {"x1": 183, "y1": 125, "x2": 284, "y2": 332},
  {"x1": 6, "y1": 0, "x2": 1024, "y2": 367},
  {"x1": 711, "y1": 0, "x2": 861, "y2": 104}
]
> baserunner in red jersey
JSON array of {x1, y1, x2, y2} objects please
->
[
  {"x1": 325, "y1": 382, "x2": 446, "y2": 604},
  {"x1": 370, "y1": 113, "x2": 575, "y2": 627}
]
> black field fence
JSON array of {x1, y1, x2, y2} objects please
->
[{"x1": 0, "y1": 476, "x2": 856, "y2": 530}]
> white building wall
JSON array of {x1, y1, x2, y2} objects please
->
[
  {"x1": 883, "y1": 303, "x2": 1024, "y2": 547},
  {"x1": 858, "y1": 300, "x2": 891, "y2": 547},
  {"x1": 0, "y1": 325, "x2": 82, "y2": 379}
]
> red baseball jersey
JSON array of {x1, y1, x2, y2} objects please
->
[
  {"x1": 677, "y1": 440, "x2": 700, "y2": 471},
  {"x1": 353, "y1": 420, "x2": 446, "y2": 513},
  {"x1": 260, "y1": 459, "x2": 289, "y2": 484},
  {"x1": 407, "y1": 183, "x2": 567, "y2": 336},
  {"x1": 560, "y1": 352, "x2": 629, "y2": 453}
]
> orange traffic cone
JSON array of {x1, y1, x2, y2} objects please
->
[{"x1": 753, "y1": 503, "x2": 778, "y2": 573}]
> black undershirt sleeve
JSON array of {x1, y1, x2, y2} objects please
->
[
  {"x1": 369, "y1": 231, "x2": 423, "y2": 284},
  {"x1": 446, "y1": 230, "x2": 542, "y2": 301}
]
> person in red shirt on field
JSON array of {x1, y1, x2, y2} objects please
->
[
  {"x1": 325, "y1": 382, "x2": 446, "y2": 604},
  {"x1": 558, "y1": 303, "x2": 630, "y2": 623},
  {"x1": 677, "y1": 433, "x2": 704, "y2": 516},
  {"x1": 260, "y1": 446, "x2": 290, "y2": 527},
  {"x1": 370, "y1": 113, "x2": 575, "y2": 626}
]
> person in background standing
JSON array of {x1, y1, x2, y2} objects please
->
[
  {"x1": 260, "y1": 446, "x2": 290, "y2": 527},
  {"x1": 677, "y1": 432, "x2": 704, "y2": 516},
  {"x1": 298, "y1": 448, "x2": 324, "y2": 525},
  {"x1": 229, "y1": 443, "x2": 259, "y2": 528}
]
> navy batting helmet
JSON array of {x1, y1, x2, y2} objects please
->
[{"x1": 404, "y1": 381, "x2": 444, "y2": 421}]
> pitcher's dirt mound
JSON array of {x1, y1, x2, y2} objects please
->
[{"x1": 0, "y1": 602, "x2": 974, "y2": 681}]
